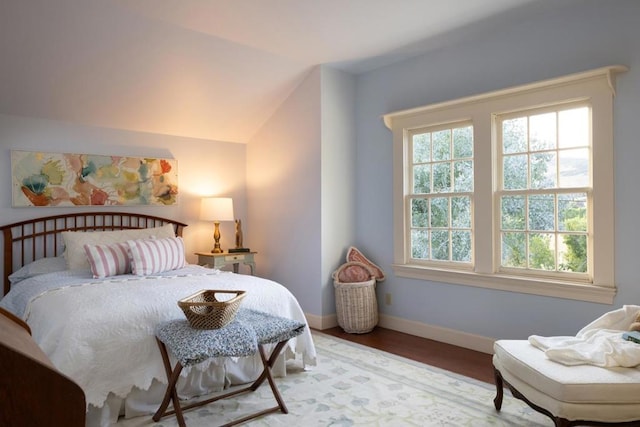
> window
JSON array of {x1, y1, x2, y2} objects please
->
[
  {"x1": 384, "y1": 66, "x2": 627, "y2": 303},
  {"x1": 409, "y1": 122, "x2": 474, "y2": 265},
  {"x1": 497, "y1": 104, "x2": 590, "y2": 279}
]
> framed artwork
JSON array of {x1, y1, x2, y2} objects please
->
[{"x1": 11, "y1": 150, "x2": 178, "y2": 207}]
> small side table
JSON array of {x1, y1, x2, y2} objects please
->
[
  {"x1": 153, "y1": 309, "x2": 305, "y2": 427},
  {"x1": 196, "y1": 251, "x2": 257, "y2": 275}
]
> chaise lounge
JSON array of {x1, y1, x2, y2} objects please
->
[
  {"x1": 493, "y1": 306, "x2": 640, "y2": 426},
  {"x1": 493, "y1": 338, "x2": 640, "y2": 426}
]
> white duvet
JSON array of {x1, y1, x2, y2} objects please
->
[
  {"x1": 529, "y1": 305, "x2": 640, "y2": 367},
  {"x1": 15, "y1": 266, "x2": 316, "y2": 410}
]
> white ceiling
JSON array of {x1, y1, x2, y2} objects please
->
[{"x1": 0, "y1": 0, "x2": 544, "y2": 143}]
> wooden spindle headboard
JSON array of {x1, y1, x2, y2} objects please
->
[{"x1": 1, "y1": 212, "x2": 187, "y2": 296}]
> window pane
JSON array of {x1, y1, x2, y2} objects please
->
[
  {"x1": 411, "y1": 198, "x2": 428, "y2": 227},
  {"x1": 559, "y1": 148, "x2": 589, "y2": 188},
  {"x1": 413, "y1": 164, "x2": 431, "y2": 193},
  {"x1": 413, "y1": 132, "x2": 431, "y2": 163},
  {"x1": 452, "y1": 196, "x2": 471, "y2": 228},
  {"x1": 501, "y1": 196, "x2": 525, "y2": 230},
  {"x1": 530, "y1": 112, "x2": 557, "y2": 151},
  {"x1": 452, "y1": 231, "x2": 471, "y2": 262},
  {"x1": 559, "y1": 107, "x2": 589, "y2": 149},
  {"x1": 453, "y1": 160, "x2": 473, "y2": 192},
  {"x1": 502, "y1": 232, "x2": 526, "y2": 268},
  {"x1": 431, "y1": 230, "x2": 450, "y2": 260},
  {"x1": 432, "y1": 163, "x2": 451, "y2": 193},
  {"x1": 432, "y1": 130, "x2": 451, "y2": 161},
  {"x1": 558, "y1": 193, "x2": 587, "y2": 232},
  {"x1": 430, "y1": 197, "x2": 449, "y2": 227},
  {"x1": 528, "y1": 233, "x2": 555, "y2": 270},
  {"x1": 530, "y1": 152, "x2": 557, "y2": 189},
  {"x1": 502, "y1": 117, "x2": 527, "y2": 154},
  {"x1": 453, "y1": 126, "x2": 473, "y2": 159},
  {"x1": 559, "y1": 234, "x2": 587, "y2": 272},
  {"x1": 528, "y1": 194, "x2": 555, "y2": 231},
  {"x1": 503, "y1": 154, "x2": 527, "y2": 190},
  {"x1": 409, "y1": 123, "x2": 474, "y2": 266},
  {"x1": 411, "y1": 229, "x2": 429, "y2": 259}
]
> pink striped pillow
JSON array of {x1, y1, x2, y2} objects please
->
[
  {"x1": 84, "y1": 242, "x2": 131, "y2": 278},
  {"x1": 127, "y1": 237, "x2": 186, "y2": 276}
]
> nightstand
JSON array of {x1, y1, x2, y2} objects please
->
[{"x1": 196, "y1": 251, "x2": 257, "y2": 275}]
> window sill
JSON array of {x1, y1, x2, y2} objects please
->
[{"x1": 392, "y1": 264, "x2": 615, "y2": 304}]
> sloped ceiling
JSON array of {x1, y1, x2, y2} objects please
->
[{"x1": 0, "y1": 0, "x2": 543, "y2": 143}]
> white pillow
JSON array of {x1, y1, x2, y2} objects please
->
[
  {"x1": 8, "y1": 256, "x2": 68, "y2": 284},
  {"x1": 62, "y1": 224, "x2": 175, "y2": 271},
  {"x1": 84, "y1": 242, "x2": 131, "y2": 278},
  {"x1": 127, "y1": 236, "x2": 186, "y2": 276}
]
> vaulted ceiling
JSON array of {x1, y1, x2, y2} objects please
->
[{"x1": 0, "y1": 0, "x2": 545, "y2": 143}]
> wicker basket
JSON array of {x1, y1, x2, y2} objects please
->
[
  {"x1": 178, "y1": 290, "x2": 246, "y2": 329},
  {"x1": 333, "y1": 261, "x2": 378, "y2": 334}
]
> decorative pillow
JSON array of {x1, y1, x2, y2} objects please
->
[
  {"x1": 8, "y1": 256, "x2": 68, "y2": 284},
  {"x1": 346, "y1": 246, "x2": 385, "y2": 282},
  {"x1": 127, "y1": 236, "x2": 186, "y2": 276},
  {"x1": 333, "y1": 261, "x2": 375, "y2": 283},
  {"x1": 62, "y1": 224, "x2": 175, "y2": 271},
  {"x1": 84, "y1": 242, "x2": 131, "y2": 278}
]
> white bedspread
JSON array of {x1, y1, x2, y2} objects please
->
[
  {"x1": 529, "y1": 305, "x2": 640, "y2": 367},
  {"x1": 18, "y1": 267, "x2": 316, "y2": 409}
]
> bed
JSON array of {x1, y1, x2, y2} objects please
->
[{"x1": 0, "y1": 212, "x2": 316, "y2": 426}]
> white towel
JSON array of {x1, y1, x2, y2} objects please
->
[{"x1": 529, "y1": 305, "x2": 640, "y2": 367}]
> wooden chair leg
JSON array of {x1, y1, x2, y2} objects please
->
[
  {"x1": 494, "y1": 367, "x2": 578, "y2": 427},
  {"x1": 493, "y1": 367, "x2": 504, "y2": 411}
]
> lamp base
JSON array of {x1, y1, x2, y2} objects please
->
[{"x1": 228, "y1": 248, "x2": 250, "y2": 253}]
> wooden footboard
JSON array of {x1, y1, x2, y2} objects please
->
[
  {"x1": 1, "y1": 212, "x2": 187, "y2": 295},
  {"x1": 0, "y1": 307, "x2": 86, "y2": 426}
]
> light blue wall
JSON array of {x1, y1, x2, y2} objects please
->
[
  {"x1": 247, "y1": 68, "x2": 323, "y2": 315},
  {"x1": 247, "y1": 66, "x2": 357, "y2": 321},
  {"x1": 354, "y1": 0, "x2": 640, "y2": 339},
  {"x1": 321, "y1": 67, "x2": 357, "y2": 318}
]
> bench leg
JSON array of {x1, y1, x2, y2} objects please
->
[
  {"x1": 254, "y1": 341, "x2": 289, "y2": 413},
  {"x1": 153, "y1": 338, "x2": 186, "y2": 427}
]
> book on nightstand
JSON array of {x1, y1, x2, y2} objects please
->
[
  {"x1": 228, "y1": 248, "x2": 251, "y2": 253},
  {"x1": 622, "y1": 331, "x2": 640, "y2": 344}
]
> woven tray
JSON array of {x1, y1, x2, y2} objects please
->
[{"x1": 178, "y1": 289, "x2": 247, "y2": 329}]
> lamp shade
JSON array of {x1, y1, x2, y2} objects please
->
[{"x1": 200, "y1": 197, "x2": 234, "y2": 222}]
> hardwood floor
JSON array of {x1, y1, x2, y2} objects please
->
[{"x1": 318, "y1": 326, "x2": 496, "y2": 384}]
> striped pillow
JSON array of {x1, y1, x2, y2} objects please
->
[
  {"x1": 127, "y1": 236, "x2": 186, "y2": 276},
  {"x1": 84, "y1": 242, "x2": 131, "y2": 278}
]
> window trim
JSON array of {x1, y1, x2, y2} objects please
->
[{"x1": 384, "y1": 65, "x2": 627, "y2": 304}]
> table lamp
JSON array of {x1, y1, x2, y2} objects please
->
[{"x1": 200, "y1": 197, "x2": 234, "y2": 253}]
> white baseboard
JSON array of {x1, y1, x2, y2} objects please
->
[
  {"x1": 307, "y1": 312, "x2": 494, "y2": 354},
  {"x1": 305, "y1": 312, "x2": 338, "y2": 330},
  {"x1": 378, "y1": 313, "x2": 495, "y2": 354}
]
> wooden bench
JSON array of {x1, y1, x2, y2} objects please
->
[{"x1": 153, "y1": 308, "x2": 306, "y2": 427}]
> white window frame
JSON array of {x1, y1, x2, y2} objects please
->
[{"x1": 383, "y1": 65, "x2": 627, "y2": 304}]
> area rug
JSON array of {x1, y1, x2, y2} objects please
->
[{"x1": 117, "y1": 331, "x2": 550, "y2": 426}]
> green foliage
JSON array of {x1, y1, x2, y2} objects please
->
[
  {"x1": 529, "y1": 234, "x2": 555, "y2": 270},
  {"x1": 560, "y1": 211, "x2": 588, "y2": 272}
]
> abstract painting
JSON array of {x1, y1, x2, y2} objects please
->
[{"x1": 11, "y1": 150, "x2": 178, "y2": 207}]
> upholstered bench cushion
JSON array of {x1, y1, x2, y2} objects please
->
[
  {"x1": 156, "y1": 309, "x2": 306, "y2": 366},
  {"x1": 494, "y1": 340, "x2": 640, "y2": 404}
]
